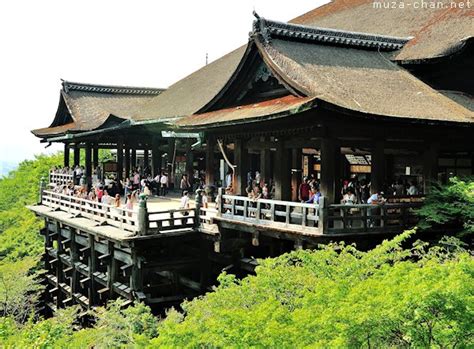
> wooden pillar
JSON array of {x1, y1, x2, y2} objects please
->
[
  {"x1": 73, "y1": 144, "x2": 80, "y2": 167},
  {"x1": 124, "y1": 144, "x2": 131, "y2": 179},
  {"x1": 320, "y1": 137, "x2": 338, "y2": 204},
  {"x1": 88, "y1": 234, "x2": 97, "y2": 307},
  {"x1": 260, "y1": 147, "x2": 271, "y2": 185},
  {"x1": 152, "y1": 137, "x2": 162, "y2": 177},
  {"x1": 107, "y1": 241, "x2": 116, "y2": 299},
  {"x1": 423, "y1": 142, "x2": 439, "y2": 193},
  {"x1": 92, "y1": 143, "x2": 99, "y2": 169},
  {"x1": 234, "y1": 138, "x2": 249, "y2": 196},
  {"x1": 55, "y1": 221, "x2": 64, "y2": 307},
  {"x1": 143, "y1": 144, "x2": 149, "y2": 170},
  {"x1": 64, "y1": 144, "x2": 70, "y2": 167},
  {"x1": 70, "y1": 229, "x2": 79, "y2": 297},
  {"x1": 205, "y1": 137, "x2": 215, "y2": 186},
  {"x1": 291, "y1": 148, "x2": 302, "y2": 201},
  {"x1": 167, "y1": 140, "x2": 176, "y2": 185},
  {"x1": 371, "y1": 140, "x2": 385, "y2": 194},
  {"x1": 131, "y1": 146, "x2": 137, "y2": 171},
  {"x1": 274, "y1": 140, "x2": 291, "y2": 200},
  {"x1": 85, "y1": 142, "x2": 92, "y2": 189},
  {"x1": 186, "y1": 142, "x2": 194, "y2": 182},
  {"x1": 116, "y1": 139, "x2": 123, "y2": 182},
  {"x1": 130, "y1": 249, "x2": 142, "y2": 294}
]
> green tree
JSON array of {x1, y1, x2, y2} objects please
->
[{"x1": 417, "y1": 177, "x2": 474, "y2": 236}]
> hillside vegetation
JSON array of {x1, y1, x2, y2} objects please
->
[{"x1": 0, "y1": 153, "x2": 473, "y2": 348}]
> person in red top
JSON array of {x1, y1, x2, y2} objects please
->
[
  {"x1": 298, "y1": 177, "x2": 311, "y2": 202},
  {"x1": 96, "y1": 185, "x2": 104, "y2": 202}
]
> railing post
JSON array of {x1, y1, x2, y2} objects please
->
[
  {"x1": 318, "y1": 196, "x2": 328, "y2": 234},
  {"x1": 195, "y1": 189, "x2": 202, "y2": 228},
  {"x1": 38, "y1": 177, "x2": 46, "y2": 204},
  {"x1": 137, "y1": 194, "x2": 148, "y2": 236}
]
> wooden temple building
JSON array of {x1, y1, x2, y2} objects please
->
[{"x1": 29, "y1": 1, "x2": 473, "y2": 313}]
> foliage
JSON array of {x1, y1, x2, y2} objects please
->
[
  {"x1": 417, "y1": 177, "x2": 474, "y2": 236},
  {"x1": 153, "y1": 231, "x2": 473, "y2": 348}
]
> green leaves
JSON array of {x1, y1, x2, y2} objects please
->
[
  {"x1": 154, "y1": 233, "x2": 474, "y2": 348},
  {"x1": 417, "y1": 177, "x2": 474, "y2": 236}
]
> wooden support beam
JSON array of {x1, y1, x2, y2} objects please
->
[
  {"x1": 291, "y1": 148, "x2": 302, "y2": 201},
  {"x1": 205, "y1": 136, "x2": 215, "y2": 186},
  {"x1": 64, "y1": 144, "x2": 70, "y2": 168},
  {"x1": 92, "y1": 143, "x2": 99, "y2": 170},
  {"x1": 73, "y1": 145, "x2": 80, "y2": 167},
  {"x1": 152, "y1": 137, "x2": 162, "y2": 178},
  {"x1": 234, "y1": 138, "x2": 249, "y2": 196},
  {"x1": 260, "y1": 139, "x2": 272, "y2": 185},
  {"x1": 88, "y1": 234, "x2": 97, "y2": 307},
  {"x1": 423, "y1": 142, "x2": 439, "y2": 194},
  {"x1": 85, "y1": 142, "x2": 92, "y2": 189},
  {"x1": 124, "y1": 143, "x2": 131, "y2": 179},
  {"x1": 320, "y1": 137, "x2": 338, "y2": 204},
  {"x1": 107, "y1": 241, "x2": 116, "y2": 298},
  {"x1": 116, "y1": 139, "x2": 124, "y2": 182},
  {"x1": 371, "y1": 140, "x2": 385, "y2": 195},
  {"x1": 131, "y1": 146, "x2": 137, "y2": 171},
  {"x1": 274, "y1": 140, "x2": 291, "y2": 201},
  {"x1": 143, "y1": 144, "x2": 149, "y2": 171},
  {"x1": 185, "y1": 142, "x2": 194, "y2": 182}
]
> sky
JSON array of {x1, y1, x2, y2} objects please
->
[{"x1": 0, "y1": 0, "x2": 327, "y2": 165}]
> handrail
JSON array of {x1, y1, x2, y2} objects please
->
[
  {"x1": 42, "y1": 190, "x2": 137, "y2": 234},
  {"x1": 49, "y1": 171, "x2": 74, "y2": 186}
]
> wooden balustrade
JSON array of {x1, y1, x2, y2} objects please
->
[
  {"x1": 41, "y1": 187, "x2": 422, "y2": 237},
  {"x1": 42, "y1": 190, "x2": 137, "y2": 234},
  {"x1": 326, "y1": 202, "x2": 422, "y2": 234},
  {"x1": 147, "y1": 208, "x2": 196, "y2": 234},
  {"x1": 49, "y1": 172, "x2": 74, "y2": 186},
  {"x1": 218, "y1": 194, "x2": 321, "y2": 233}
]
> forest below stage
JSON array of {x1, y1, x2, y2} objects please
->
[{"x1": 0, "y1": 152, "x2": 472, "y2": 348}]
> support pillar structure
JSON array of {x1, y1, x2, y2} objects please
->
[
  {"x1": 423, "y1": 142, "x2": 439, "y2": 194},
  {"x1": 260, "y1": 138, "x2": 271, "y2": 185},
  {"x1": 64, "y1": 143, "x2": 70, "y2": 168},
  {"x1": 320, "y1": 137, "x2": 339, "y2": 204},
  {"x1": 186, "y1": 141, "x2": 194, "y2": 183},
  {"x1": 73, "y1": 144, "x2": 80, "y2": 167},
  {"x1": 152, "y1": 137, "x2": 162, "y2": 178},
  {"x1": 85, "y1": 142, "x2": 92, "y2": 189},
  {"x1": 116, "y1": 138, "x2": 124, "y2": 183},
  {"x1": 124, "y1": 143, "x2": 131, "y2": 179},
  {"x1": 274, "y1": 140, "x2": 291, "y2": 201},
  {"x1": 234, "y1": 138, "x2": 249, "y2": 196},
  {"x1": 131, "y1": 145, "x2": 137, "y2": 172},
  {"x1": 167, "y1": 140, "x2": 176, "y2": 187},
  {"x1": 291, "y1": 148, "x2": 302, "y2": 201},
  {"x1": 205, "y1": 136, "x2": 215, "y2": 186},
  {"x1": 371, "y1": 140, "x2": 385, "y2": 195},
  {"x1": 92, "y1": 143, "x2": 99, "y2": 170},
  {"x1": 143, "y1": 144, "x2": 149, "y2": 173}
]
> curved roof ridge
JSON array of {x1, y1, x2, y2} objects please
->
[
  {"x1": 253, "y1": 16, "x2": 411, "y2": 51},
  {"x1": 62, "y1": 80, "x2": 165, "y2": 96}
]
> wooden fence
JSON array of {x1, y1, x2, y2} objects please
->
[
  {"x1": 42, "y1": 190, "x2": 138, "y2": 234},
  {"x1": 49, "y1": 172, "x2": 74, "y2": 186},
  {"x1": 217, "y1": 193, "x2": 321, "y2": 233}
]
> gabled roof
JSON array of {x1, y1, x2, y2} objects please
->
[
  {"x1": 175, "y1": 17, "x2": 473, "y2": 127},
  {"x1": 291, "y1": 0, "x2": 473, "y2": 61},
  {"x1": 32, "y1": 81, "x2": 165, "y2": 138}
]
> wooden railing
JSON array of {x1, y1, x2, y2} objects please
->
[
  {"x1": 205, "y1": 189, "x2": 422, "y2": 235},
  {"x1": 41, "y1": 190, "x2": 138, "y2": 234},
  {"x1": 326, "y1": 202, "x2": 422, "y2": 234},
  {"x1": 147, "y1": 208, "x2": 196, "y2": 234},
  {"x1": 49, "y1": 172, "x2": 74, "y2": 186},
  {"x1": 217, "y1": 194, "x2": 321, "y2": 233}
]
